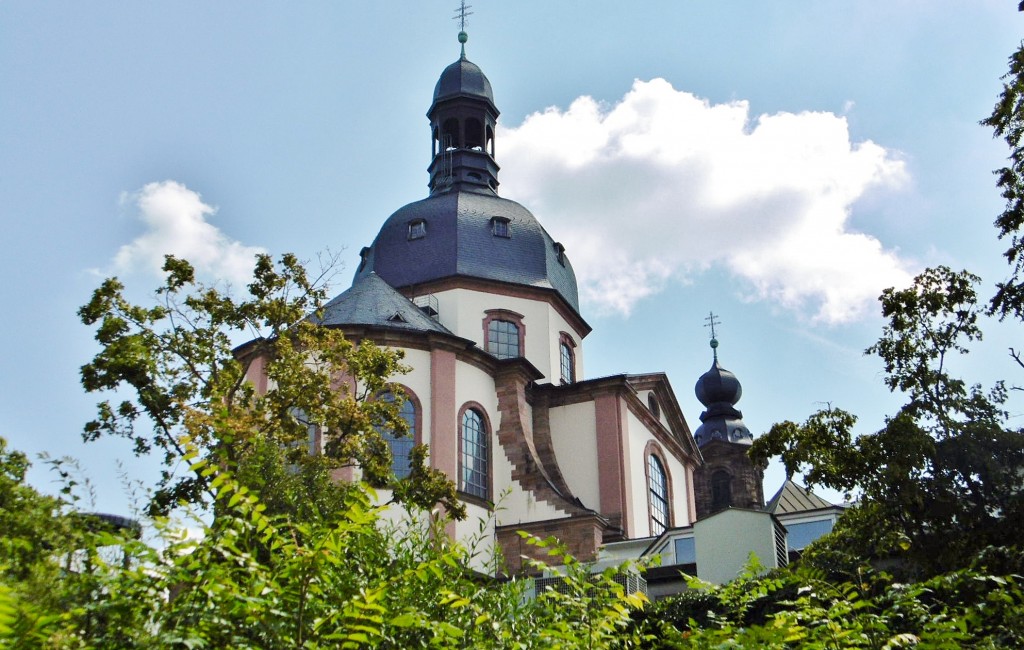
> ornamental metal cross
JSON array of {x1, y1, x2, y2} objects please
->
[
  {"x1": 704, "y1": 311, "x2": 721, "y2": 340},
  {"x1": 453, "y1": 1, "x2": 473, "y2": 31}
]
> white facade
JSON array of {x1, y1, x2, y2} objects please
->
[
  {"x1": 241, "y1": 37, "x2": 711, "y2": 577},
  {"x1": 694, "y1": 508, "x2": 786, "y2": 585}
]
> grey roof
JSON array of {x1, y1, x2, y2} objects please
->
[
  {"x1": 354, "y1": 190, "x2": 581, "y2": 315},
  {"x1": 312, "y1": 272, "x2": 453, "y2": 335},
  {"x1": 767, "y1": 480, "x2": 836, "y2": 515},
  {"x1": 431, "y1": 55, "x2": 495, "y2": 109}
]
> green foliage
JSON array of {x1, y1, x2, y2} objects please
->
[
  {"x1": 520, "y1": 532, "x2": 651, "y2": 648},
  {"x1": 752, "y1": 267, "x2": 1024, "y2": 573},
  {"x1": 638, "y1": 551, "x2": 1024, "y2": 649},
  {"x1": 78, "y1": 253, "x2": 463, "y2": 519},
  {"x1": 0, "y1": 433, "x2": 653, "y2": 649},
  {"x1": 0, "y1": 437, "x2": 69, "y2": 583},
  {"x1": 637, "y1": 587, "x2": 724, "y2": 635},
  {"x1": 983, "y1": 39, "x2": 1024, "y2": 318},
  {"x1": 0, "y1": 437, "x2": 76, "y2": 646}
]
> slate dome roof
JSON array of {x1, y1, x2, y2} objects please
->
[
  {"x1": 432, "y1": 55, "x2": 494, "y2": 107},
  {"x1": 348, "y1": 37, "x2": 579, "y2": 318},
  {"x1": 353, "y1": 190, "x2": 581, "y2": 315}
]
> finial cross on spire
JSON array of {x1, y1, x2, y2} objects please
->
[
  {"x1": 704, "y1": 311, "x2": 721, "y2": 340},
  {"x1": 704, "y1": 311, "x2": 722, "y2": 360},
  {"x1": 453, "y1": 1, "x2": 473, "y2": 32}
]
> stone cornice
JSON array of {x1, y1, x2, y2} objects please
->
[
  {"x1": 531, "y1": 375, "x2": 700, "y2": 468},
  {"x1": 395, "y1": 275, "x2": 592, "y2": 339}
]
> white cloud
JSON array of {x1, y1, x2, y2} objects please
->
[
  {"x1": 112, "y1": 181, "x2": 265, "y2": 286},
  {"x1": 498, "y1": 78, "x2": 914, "y2": 323}
]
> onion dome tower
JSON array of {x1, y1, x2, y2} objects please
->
[
  {"x1": 692, "y1": 320, "x2": 764, "y2": 518},
  {"x1": 693, "y1": 338, "x2": 752, "y2": 446}
]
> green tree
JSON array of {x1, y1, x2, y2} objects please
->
[
  {"x1": 752, "y1": 267, "x2": 1024, "y2": 573},
  {"x1": 0, "y1": 437, "x2": 67, "y2": 582},
  {"x1": 0, "y1": 436, "x2": 75, "y2": 643},
  {"x1": 984, "y1": 32, "x2": 1024, "y2": 319},
  {"x1": 78, "y1": 253, "x2": 463, "y2": 519}
]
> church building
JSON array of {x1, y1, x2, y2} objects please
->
[{"x1": 247, "y1": 29, "x2": 839, "y2": 583}]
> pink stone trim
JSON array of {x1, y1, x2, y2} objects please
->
[
  {"x1": 245, "y1": 354, "x2": 268, "y2": 394},
  {"x1": 429, "y1": 347, "x2": 457, "y2": 479},
  {"x1": 594, "y1": 392, "x2": 630, "y2": 536},
  {"x1": 686, "y1": 461, "x2": 698, "y2": 524},
  {"x1": 496, "y1": 514, "x2": 609, "y2": 574},
  {"x1": 493, "y1": 366, "x2": 586, "y2": 516}
]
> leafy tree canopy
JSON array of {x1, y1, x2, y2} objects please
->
[
  {"x1": 78, "y1": 253, "x2": 464, "y2": 519},
  {"x1": 752, "y1": 266, "x2": 1024, "y2": 573}
]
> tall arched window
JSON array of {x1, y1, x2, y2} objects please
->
[
  {"x1": 559, "y1": 333, "x2": 576, "y2": 384},
  {"x1": 711, "y1": 470, "x2": 732, "y2": 512},
  {"x1": 460, "y1": 407, "x2": 489, "y2": 500},
  {"x1": 647, "y1": 453, "x2": 670, "y2": 536},
  {"x1": 288, "y1": 407, "x2": 319, "y2": 456},
  {"x1": 442, "y1": 117, "x2": 459, "y2": 149},
  {"x1": 376, "y1": 391, "x2": 418, "y2": 479},
  {"x1": 465, "y1": 117, "x2": 484, "y2": 150}
]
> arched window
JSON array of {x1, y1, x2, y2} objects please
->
[
  {"x1": 483, "y1": 310, "x2": 524, "y2": 359},
  {"x1": 647, "y1": 393, "x2": 660, "y2": 419},
  {"x1": 289, "y1": 407, "x2": 319, "y2": 456},
  {"x1": 376, "y1": 391, "x2": 418, "y2": 479},
  {"x1": 460, "y1": 407, "x2": 489, "y2": 500},
  {"x1": 647, "y1": 453, "x2": 670, "y2": 536},
  {"x1": 465, "y1": 117, "x2": 484, "y2": 150},
  {"x1": 559, "y1": 333, "x2": 576, "y2": 384},
  {"x1": 711, "y1": 470, "x2": 732, "y2": 512},
  {"x1": 442, "y1": 117, "x2": 459, "y2": 150}
]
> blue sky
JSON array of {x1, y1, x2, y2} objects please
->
[{"x1": 2, "y1": 1, "x2": 1021, "y2": 513}]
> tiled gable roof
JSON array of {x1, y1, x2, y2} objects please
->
[
  {"x1": 311, "y1": 272, "x2": 453, "y2": 335},
  {"x1": 766, "y1": 479, "x2": 836, "y2": 515}
]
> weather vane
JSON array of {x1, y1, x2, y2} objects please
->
[
  {"x1": 453, "y1": 1, "x2": 473, "y2": 32},
  {"x1": 704, "y1": 311, "x2": 721, "y2": 359}
]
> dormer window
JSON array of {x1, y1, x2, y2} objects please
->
[
  {"x1": 491, "y1": 216, "x2": 511, "y2": 238},
  {"x1": 554, "y1": 242, "x2": 566, "y2": 266},
  {"x1": 408, "y1": 219, "x2": 426, "y2": 240}
]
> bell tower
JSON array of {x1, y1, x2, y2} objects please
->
[
  {"x1": 692, "y1": 314, "x2": 765, "y2": 518},
  {"x1": 427, "y1": 30, "x2": 500, "y2": 195}
]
